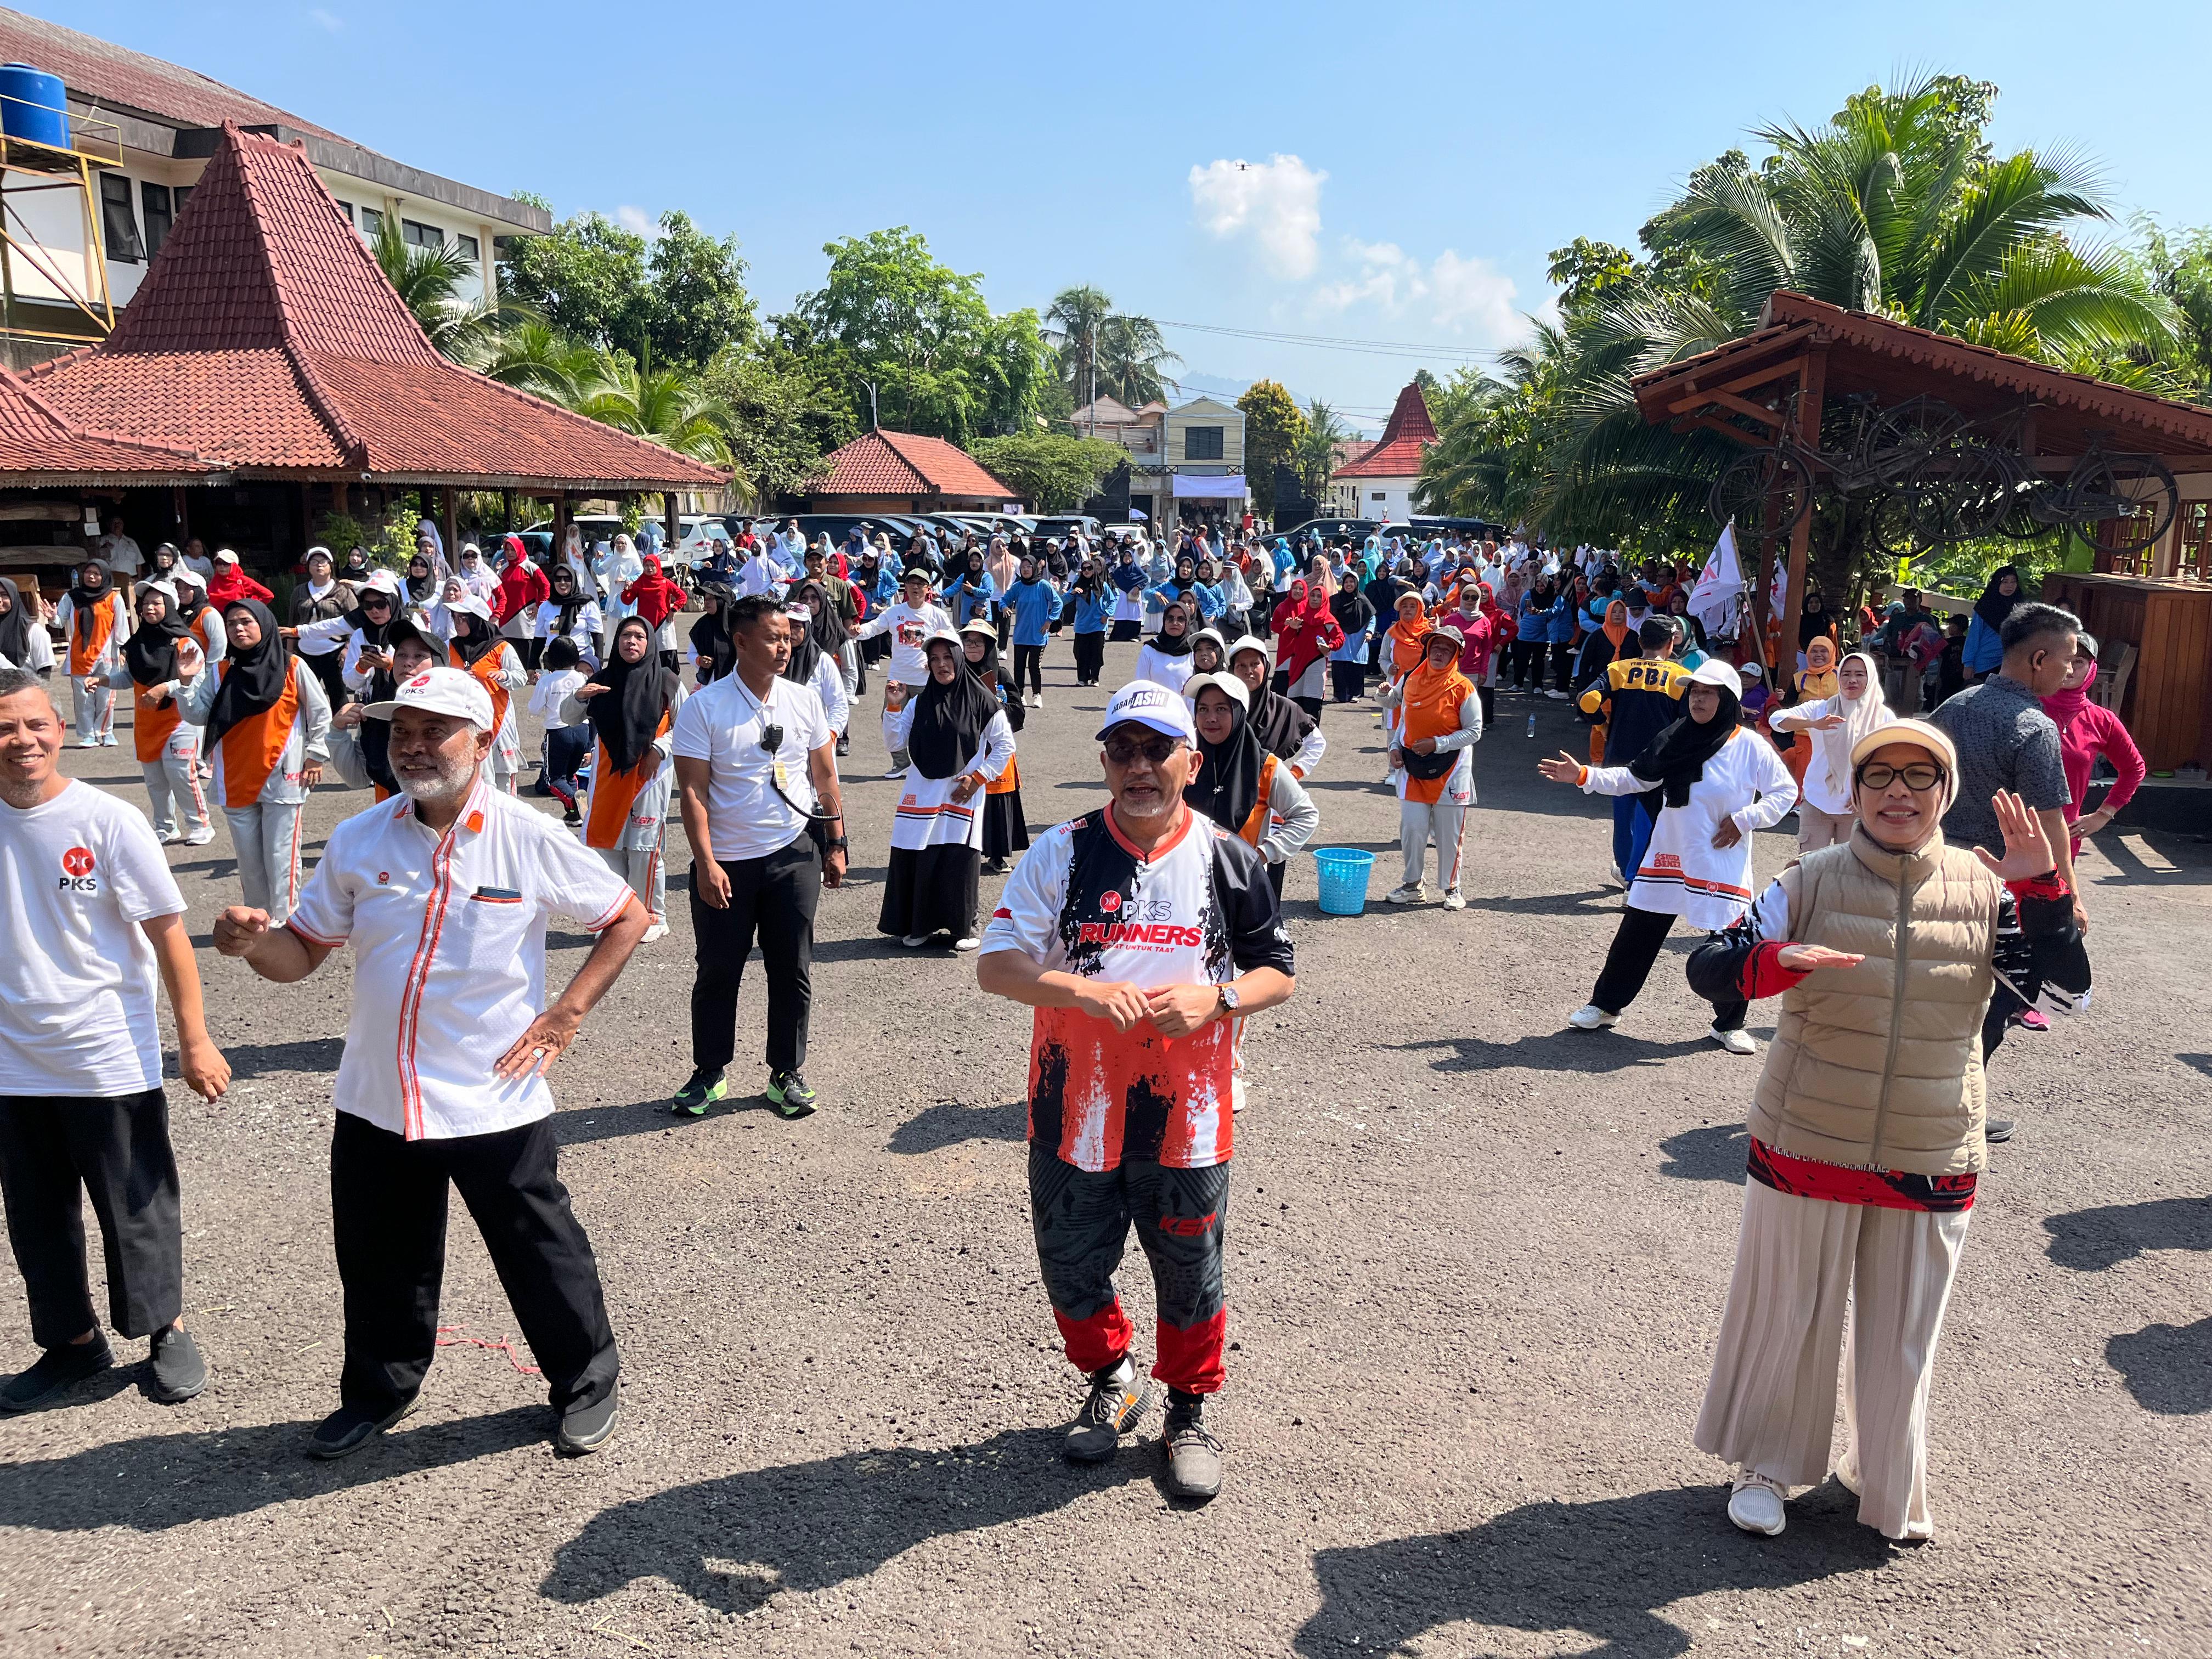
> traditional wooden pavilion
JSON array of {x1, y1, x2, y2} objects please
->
[
  {"x1": 1633, "y1": 291, "x2": 2212, "y2": 770},
  {"x1": 8, "y1": 122, "x2": 724, "y2": 577}
]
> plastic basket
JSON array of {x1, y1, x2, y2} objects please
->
[{"x1": 1311, "y1": 848, "x2": 1376, "y2": 916}]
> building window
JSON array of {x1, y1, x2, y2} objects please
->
[
  {"x1": 2175, "y1": 500, "x2": 2211, "y2": 581},
  {"x1": 358, "y1": 206, "x2": 383, "y2": 237},
  {"x1": 172, "y1": 184, "x2": 193, "y2": 215},
  {"x1": 456, "y1": 233, "x2": 479, "y2": 267},
  {"x1": 402, "y1": 218, "x2": 443, "y2": 249},
  {"x1": 1182, "y1": 426, "x2": 1223, "y2": 461},
  {"x1": 335, "y1": 198, "x2": 354, "y2": 225},
  {"x1": 140, "y1": 181, "x2": 174, "y2": 260},
  {"x1": 99, "y1": 173, "x2": 143, "y2": 262},
  {"x1": 1370, "y1": 490, "x2": 1386, "y2": 502}
]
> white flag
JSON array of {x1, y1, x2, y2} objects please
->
[
  {"x1": 1768, "y1": 544, "x2": 1789, "y2": 621},
  {"x1": 1689, "y1": 522, "x2": 1743, "y2": 638}
]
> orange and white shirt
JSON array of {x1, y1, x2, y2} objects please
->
[
  {"x1": 54, "y1": 590, "x2": 127, "y2": 677},
  {"x1": 285, "y1": 776, "x2": 636, "y2": 1140}
]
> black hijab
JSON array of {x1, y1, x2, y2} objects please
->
[
  {"x1": 1150, "y1": 603, "x2": 1195, "y2": 657},
  {"x1": 123, "y1": 588, "x2": 191, "y2": 689},
  {"x1": 340, "y1": 547, "x2": 373, "y2": 582},
  {"x1": 688, "y1": 586, "x2": 735, "y2": 684},
  {"x1": 201, "y1": 600, "x2": 289, "y2": 751},
  {"x1": 343, "y1": 582, "x2": 400, "y2": 643},
  {"x1": 68, "y1": 562, "x2": 112, "y2": 644},
  {"x1": 547, "y1": 563, "x2": 590, "y2": 635},
  {"x1": 1185, "y1": 685, "x2": 1265, "y2": 832},
  {"x1": 907, "y1": 639, "x2": 1000, "y2": 780},
  {"x1": 1328, "y1": 575, "x2": 1373, "y2": 639},
  {"x1": 356, "y1": 618, "x2": 437, "y2": 793},
  {"x1": 585, "y1": 618, "x2": 679, "y2": 775},
  {"x1": 0, "y1": 577, "x2": 36, "y2": 665},
  {"x1": 1629, "y1": 682, "x2": 1742, "y2": 808},
  {"x1": 1974, "y1": 565, "x2": 2022, "y2": 635},
  {"x1": 450, "y1": 605, "x2": 506, "y2": 667},
  {"x1": 1248, "y1": 678, "x2": 1316, "y2": 761},
  {"x1": 404, "y1": 555, "x2": 438, "y2": 605},
  {"x1": 783, "y1": 600, "x2": 823, "y2": 687},
  {"x1": 799, "y1": 578, "x2": 848, "y2": 651}
]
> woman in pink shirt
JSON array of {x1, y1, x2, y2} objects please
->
[{"x1": 2042, "y1": 631, "x2": 2145, "y2": 856}]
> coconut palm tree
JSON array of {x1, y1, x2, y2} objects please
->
[
  {"x1": 466, "y1": 319, "x2": 600, "y2": 403},
  {"x1": 1291, "y1": 399, "x2": 1351, "y2": 498},
  {"x1": 1094, "y1": 314, "x2": 1181, "y2": 406},
  {"x1": 369, "y1": 215, "x2": 514, "y2": 360},
  {"x1": 572, "y1": 353, "x2": 736, "y2": 468},
  {"x1": 1043, "y1": 286, "x2": 1113, "y2": 405}
]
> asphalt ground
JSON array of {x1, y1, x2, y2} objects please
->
[{"x1": 2, "y1": 637, "x2": 2208, "y2": 1659}]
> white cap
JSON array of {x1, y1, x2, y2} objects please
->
[
  {"x1": 213, "y1": 549, "x2": 240, "y2": 565},
  {"x1": 358, "y1": 570, "x2": 402, "y2": 598},
  {"x1": 1182, "y1": 671, "x2": 1249, "y2": 712},
  {"x1": 363, "y1": 664, "x2": 494, "y2": 730},
  {"x1": 1224, "y1": 633, "x2": 1271, "y2": 662},
  {"x1": 1094, "y1": 679, "x2": 1197, "y2": 744},
  {"x1": 958, "y1": 619, "x2": 997, "y2": 639},
  {"x1": 1687, "y1": 658, "x2": 1743, "y2": 696}
]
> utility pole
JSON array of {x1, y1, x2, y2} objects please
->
[{"x1": 862, "y1": 379, "x2": 879, "y2": 431}]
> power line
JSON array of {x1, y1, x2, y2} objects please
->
[{"x1": 1150, "y1": 318, "x2": 1499, "y2": 363}]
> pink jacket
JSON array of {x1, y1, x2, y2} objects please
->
[{"x1": 2043, "y1": 686, "x2": 2146, "y2": 830}]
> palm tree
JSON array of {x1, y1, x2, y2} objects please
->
[
  {"x1": 368, "y1": 215, "x2": 514, "y2": 360},
  {"x1": 1094, "y1": 314, "x2": 1181, "y2": 406},
  {"x1": 1043, "y1": 286, "x2": 1113, "y2": 408},
  {"x1": 465, "y1": 318, "x2": 600, "y2": 403},
  {"x1": 572, "y1": 353, "x2": 736, "y2": 468},
  {"x1": 1291, "y1": 399, "x2": 1351, "y2": 498}
]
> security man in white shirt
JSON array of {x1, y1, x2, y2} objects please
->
[{"x1": 213, "y1": 667, "x2": 649, "y2": 1460}]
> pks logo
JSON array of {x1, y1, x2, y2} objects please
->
[
  {"x1": 404, "y1": 670, "x2": 436, "y2": 691},
  {"x1": 1099, "y1": 890, "x2": 1122, "y2": 913},
  {"x1": 58, "y1": 845, "x2": 98, "y2": 893}
]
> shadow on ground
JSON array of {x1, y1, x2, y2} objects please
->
[
  {"x1": 540, "y1": 1427, "x2": 1147, "y2": 1612},
  {"x1": 1392, "y1": 1032, "x2": 1709, "y2": 1076},
  {"x1": 2106, "y1": 1318, "x2": 2212, "y2": 1415},
  {"x1": 888, "y1": 1098, "x2": 1025, "y2": 1155},
  {"x1": 2042, "y1": 1197, "x2": 2212, "y2": 1272},
  {"x1": 206, "y1": 1035, "x2": 347, "y2": 1080},
  {"x1": 0, "y1": 1406, "x2": 547, "y2": 1531},
  {"x1": 1656, "y1": 1122, "x2": 1749, "y2": 1183},
  {"x1": 1294, "y1": 1483, "x2": 1890, "y2": 1658}
]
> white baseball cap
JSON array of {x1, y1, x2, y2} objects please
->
[
  {"x1": 1687, "y1": 658, "x2": 1743, "y2": 696},
  {"x1": 1094, "y1": 679, "x2": 1196, "y2": 744},
  {"x1": 1182, "y1": 671, "x2": 1250, "y2": 712},
  {"x1": 1224, "y1": 633, "x2": 1271, "y2": 663},
  {"x1": 213, "y1": 549, "x2": 240, "y2": 565},
  {"x1": 363, "y1": 664, "x2": 494, "y2": 730}
]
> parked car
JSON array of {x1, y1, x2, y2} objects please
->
[
  {"x1": 947, "y1": 511, "x2": 1037, "y2": 539},
  {"x1": 1280, "y1": 517, "x2": 1379, "y2": 543},
  {"x1": 1396, "y1": 515, "x2": 1505, "y2": 540},
  {"x1": 1029, "y1": 515, "x2": 1103, "y2": 543},
  {"x1": 781, "y1": 515, "x2": 918, "y2": 561}
]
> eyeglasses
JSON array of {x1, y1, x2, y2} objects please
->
[
  {"x1": 1856, "y1": 761, "x2": 1946, "y2": 792},
  {"x1": 1103, "y1": 735, "x2": 1183, "y2": 766}
]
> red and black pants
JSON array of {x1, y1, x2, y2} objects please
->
[{"x1": 1029, "y1": 1143, "x2": 1228, "y2": 1396}]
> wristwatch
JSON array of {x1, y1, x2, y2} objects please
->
[
  {"x1": 1215, "y1": 981, "x2": 1242, "y2": 1017},
  {"x1": 827, "y1": 836, "x2": 850, "y2": 853}
]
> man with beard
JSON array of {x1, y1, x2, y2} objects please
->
[{"x1": 213, "y1": 667, "x2": 647, "y2": 1459}]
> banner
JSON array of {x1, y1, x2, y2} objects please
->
[{"x1": 1688, "y1": 521, "x2": 1743, "y2": 639}]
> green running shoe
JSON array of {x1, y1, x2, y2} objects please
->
[
  {"x1": 670, "y1": 1068, "x2": 727, "y2": 1116},
  {"x1": 765, "y1": 1069, "x2": 819, "y2": 1119}
]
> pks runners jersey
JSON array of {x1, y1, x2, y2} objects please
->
[{"x1": 980, "y1": 805, "x2": 1293, "y2": 1172}]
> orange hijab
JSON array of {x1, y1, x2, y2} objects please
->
[
  {"x1": 1601, "y1": 599, "x2": 1629, "y2": 652},
  {"x1": 1386, "y1": 596, "x2": 1429, "y2": 679}
]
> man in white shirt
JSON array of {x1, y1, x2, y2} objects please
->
[
  {"x1": 94, "y1": 515, "x2": 143, "y2": 597},
  {"x1": 0, "y1": 669, "x2": 230, "y2": 1413},
  {"x1": 213, "y1": 667, "x2": 648, "y2": 1460},
  {"x1": 669, "y1": 594, "x2": 847, "y2": 1119}
]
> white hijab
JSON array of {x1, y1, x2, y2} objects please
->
[{"x1": 1822, "y1": 650, "x2": 1894, "y2": 799}]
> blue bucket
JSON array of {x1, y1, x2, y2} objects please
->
[
  {"x1": 1311, "y1": 847, "x2": 1376, "y2": 916},
  {"x1": 0, "y1": 65, "x2": 69, "y2": 151}
]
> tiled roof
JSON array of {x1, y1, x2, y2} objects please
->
[
  {"x1": 0, "y1": 7, "x2": 343, "y2": 139},
  {"x1": 811, "y1": 430, "x2": 1013, "y2": 500},
  {"x1": 0, "y1": 364, "x2": 215, "y2": 483},
  {"x1": 1336, "y1": 381, "x2": 1437, "y2": 478},
  {"x1": 25, "y1": 126, "x2": 724, "y2": 489}
]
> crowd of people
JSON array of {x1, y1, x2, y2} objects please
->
[{"x1": 0, "y1": 507, "x2": 2138, "y2": 1531}]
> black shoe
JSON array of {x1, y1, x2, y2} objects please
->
[
  {"x1": 765, "y1": 1070, "x2": 818, "y2": 1119},
  {"x1": 836, "y1": 735, "x2": 850, "y2": 758},
  {"x1": 148, "y1": 1325, "x2": 207, "y2": 1404},
  {"x1": 670, "y1": 1067, "x2": 727, "y2": 1116},
  {"x1": 555, "y1": 1382, "x2": 621, "y2": 1455},
  {"x1": 1163, "y1": 1391, "x2": 1224, "y2": 1499},
  {"x1": 1985, "y1": 1118, "x2": 2016, "y2": 1144},
  {"x1": 1065, "y1": 1355, "x2": 1152, "y2": 1463},
  {"x1": 0, "y1": 1335, "x2": 115, "y2": 1411},
  {"x1": 306, "y1": 1396, "x2": 419, "y2": 1460},
  {"x1": 561, "y1": 803, "x2": 582, "y2": 827}
]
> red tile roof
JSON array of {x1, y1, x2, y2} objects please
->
[
  {"x1": 25, "y1": 125, "x2": 725, "y2": 490},
  {"x1": 0, "y1": 7, "x2": 343, "y2": 140},
  {"x1": 0, "y1": 364, "x2": 214, "y2": 483},
  {"x1": 810, "y1": 430, "x2": 1014, "y2": 500},
  {"x1": 1335, "y1": 381, "x2": 1437, "y2": 478}
]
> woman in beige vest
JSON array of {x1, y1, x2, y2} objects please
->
[{"x1": 1683, "y1": 718, "x2": 2083, "y2": 1542}]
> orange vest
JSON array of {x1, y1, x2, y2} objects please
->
[
  {"x1": 217, "y1": 661, "x2": 301, "y2": 808},
  {"x1": 450, "y1": 644, "x2": 512, "y2": 735},
  {"x1": 133, "y1": 686, "x2": 183, "y2": 763},
  {"x1": 986, "y1": 751, "x2": 1020, "y2": 797},
  {"x1": 69, "y1": 594, "x2": 117, "y2": 676},
  {"x1": 584, "y1": 710, "x2": 673, "y2": 849},
  {"x1": 1231, "y1": 753, "x2": 1277, "y2": 846}
]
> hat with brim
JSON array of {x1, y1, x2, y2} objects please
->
[
  {"x1": 1848, "y1": 716, "x2": 1960, "y2": 810},
  {"x1": 363, "y1": 664, "x2": 494, "y2": 730},
  {"x1": 1225, "y1": 633, "x2": 1271, "y2": 663},
  {"x1": 1686, "y1": 658, "x2": 1742, "y2": 696},
  {"x1": 1094, "y1": 679, "x2": 1196, "y2": 743},
  {"x1": 958, "y1": 619, "x2": 997, "y2": 640},
  {"x1": 1182, "y1": 671, "x2": 1250, "y2": 712}
]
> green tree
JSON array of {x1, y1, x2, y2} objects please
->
[
  {"x1": 1236, "y1": 380, "x2": 1307, "y2": 517},
  {"x1": 1095, "y1": 314, "x2": 1180, "y2": 406},
  {"x1": 697, "y1": 341, "x2": 857, "y2": 509},
  {"x1": 465, "y1": 318, "x2": 600, "y2": 403},
  {"x1": 635, "y1": 210, "x2": 757, "y2": 365},
  {"x1": 572, "y1": 354, "x2": 735, "y2": 469},
  {"x1": 2133, "y1": 215, "x2": 2212, "y2": 401},
  {"x1": 1045, "y1": 285, "x2": 1112, "y2": 403},
  {"x1": 369, "y1": 213, "x2": 511, "y2": 359},
  {"x1": 968, "y1": 431, "x2": 1127, "y2": 511},
  {"x1": 495, "y1": 202, "x2": 755, "y2": 367}
]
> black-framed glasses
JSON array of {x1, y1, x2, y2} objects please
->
[
  {"x1": 1856, "y1": 761, "x2": 1946, "y2": 792},
  {"x1": 1103, "y1": 734, "x2": 1183, "y2": 766}
]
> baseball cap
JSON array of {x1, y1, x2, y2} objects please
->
[
  {"x1": 213, "y1": 549, "x2": 240, "y2": 566},
  {"x1": 1686, "y1": 658, "x2": 1742, "y2": 696},
  {"x1": 1182, "y1": 671, "x2": 1249, "y2": 711},
  {"x1": 1224, "y1": 633, "x2": 1271, "y2": 662},
  {"x1": 1094, "y1": 679, "x2": 1196, "y2": 744},
  {"x1": 363, "y1": 664, "x2": 494, "y2": 730}
]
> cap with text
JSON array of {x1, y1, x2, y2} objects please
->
[{"x1": 1094, "y1": 679, "x2": 1196, "y2": 744}]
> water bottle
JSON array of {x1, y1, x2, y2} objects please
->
[{"x1": 1526, "y1": 713, "x2": 1537, "y2": 738}]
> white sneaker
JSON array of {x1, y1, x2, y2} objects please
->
[
  {"x1": 1709, "y1": 1025, "x2": 1758, "y2": 1056},
  {"x1": 883, "y1": 765, "x2": 907, "y2": 779},
  {"x1": 1032, "y1": 692, "x2": 1045, "y2": 707},
  {"x1": 953, "y1": 935, "x2": 980, "y2": 952},
  {"x1": 901, "y1": 934, "x2": 930, "y2": 948},
  {"x1": 157, "y1": 831, "x2": 184, "y2": 846},
  {"x1": 183, "y1": 830, "x2": 216, "y2": 847},
  {"x1": 1385, "y1": 883, "x2": 1425, "y2": 905},
  {"x1": 1441, "y1": 888, "x2": 1466, "y2": 911},
  {"x1": 1566, "y1": 1004, "x2": 1618, "y2": 1030},
  {"x1": 1727, "y1": 1474, "x2": 1788, "y2": 1536},
  {"x1": 1606, "y1": 861, "x2": 1627, "y2": 889},
  {"x1": 640, "y1": 921, "x2": 669, "y2": 944}
]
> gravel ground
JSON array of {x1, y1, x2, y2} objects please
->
[{"x1": 2, "y1": 639, "x2": 2207, "y2": 1659}]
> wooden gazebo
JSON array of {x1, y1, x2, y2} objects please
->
[{"x1": 1632, "y1": 291, "x2": 2212, "y2": 770}]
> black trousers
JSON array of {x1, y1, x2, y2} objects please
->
[
  {"x1": 1292, "y1": 695, "x2": 1324, "y2": 721},
  {"x1": 1331, "y1": 661, "x2": 1365, "y2": 703},
  {"x1": 1012, "y1": 642, "x2": 1044, "y2": 696},
  {"x1": 1476, "y1": 682, "x2": 1496, "y2": 729},
  {"x1": 301, "y1": 649, "x2": 347, "y2": 708},
  {"x1": 996, "y1": 609, "x2": 1013, "y2": 651},
  {"x1": 330, "y1": 1111, "x2": 617, "y2": 1415},
  {"x1": 1591, "y1": 905, "x2": 1747, "y2": 1030},
  {"x1": 690, "y1": 832, "x2": 821, "y2": 1075},
  {"x1": 0, "y1": 1091, "x2": 180, "y2": 1348},
  {"x1": 1073, "y1": 630, "x2": 1105, "y2": 685},
  {"x1": 1550, "y1": 640, "x2": 1575, "y2": 693},
  {"x1": 1267, "y1": 858, "x2": 1288, "y2": 899}
]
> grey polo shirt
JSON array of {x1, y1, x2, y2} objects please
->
[{"x1": 1929, "y1": 673, "x2": 2070, "y2": 848}]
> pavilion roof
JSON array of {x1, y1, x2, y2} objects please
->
[
  {"x1": 24, "y1": 125, "x2": 725, "y2": 492},
  {"x1": 809, "y1": 430, "x2": 1013, "y2": 500},
  {"x1": 1336, "y1": 381, "x2": 1437, "y2": 478},
  {"x1": 0, "y1": 365, "x2": 216, "y2": 486}
]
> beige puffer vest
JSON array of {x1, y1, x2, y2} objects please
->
[{"x1": 1748, "y1": 828, "x2": 2001, "y2": 1176}]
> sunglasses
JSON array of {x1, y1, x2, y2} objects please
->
[
  {"x1": 1103, "y1": 734, "x2": 1184, "y2": 766},
  {"x1": 1856, "y1": 761, "x2": 1947, "y2": 792}
]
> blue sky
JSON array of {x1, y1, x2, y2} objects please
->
[{"x1": 57, "y1": 0, "x2": 2212, "y2": 431}]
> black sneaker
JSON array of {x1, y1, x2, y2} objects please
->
[
  {"x1": 555, "y1": 1382, "x2": 621, "y2": 1455},
  {"x1": 0, "y1": 1335, "x2": 115, "y2": 1412},
  {"x1": 306, "y1": 1395, "x2": 420, "y2": 1460},
  {"x1": 1985, "y1": 1118, "x2": 2016, "y2": 1144},
  {"x1": 148, "y1": 1325, "x2": 208, "y2": 1404},
  {"x1": 1163, "y1": 1391, "x2": 1223, "y2": 1499},
  {"x1": 765, "y1": 1070, "x2": 818, "y2": 1119},
  {"x1": 1065, "y1": 1355, "x2": 1152, "y2": 1463},
  {"x1": 670, "y1": 1067, "x2": 727, "y2": 1116}
]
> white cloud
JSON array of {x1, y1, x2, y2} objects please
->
[
  {"x1": 1311, "y1": 238, "x2": 1518, "y2": 340},
  {"x1": 614, "y1": 205, "x2": 659, "y2": 241},
  {"x1": 308, "y1": 7, "x2": 343, "y2": 30},
  {"x1": 1188, "y1": 155, "x2": 1326, "y2": 280}
]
